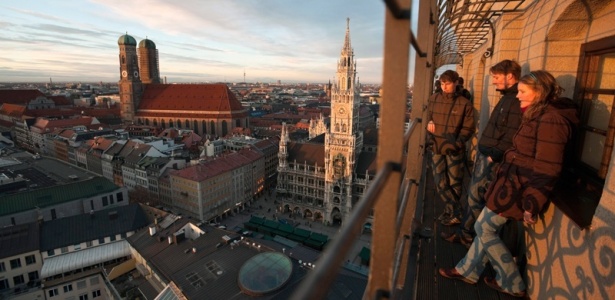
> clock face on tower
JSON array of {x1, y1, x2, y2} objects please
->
[
  {"x1": 133, "y1": 71, "x2": 139, "y2": 78},
  {"x1": 121, "y1": 71, "x2": 127, "y2": 78},
  {"x1": 338, "y1": 107, "x2": 346, "y2": 115}
]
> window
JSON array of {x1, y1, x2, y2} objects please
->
[
  {"x1": 102, "y1": 196, "x2": 108, "y2": 206},
  {"x1": 0, "y1": 279, "x2": 9, "y2": 291},
  {"x1": 79, "y1": 294, "x2": 89, "y2": 300},
  {"x1": 77, "y1": 280, "x2": 87, "y2": 289},
  {"x1": 86, "y1": 241, "x2": 93, "y2": 247},
  {"x1": 48, "y1": 288, "x2": 59, "y2": 297},
  {"x1": 117, "y1": 192, "x2": 124, "y2": 202},
  {"x1": 92, "y1": 289, "x2": 101, "y2": 298},
  {"x1": 90, "y1": 277, "x2": 100, "y2": 285},
  {"x1": 109, "y1": 194, "x2": 114, "y2": 204},
  {"x1": 61, "y1": 247, "x2": 69, "y2": 254},
  {"x1": 559, "y1": 35, "x2": 615, "y2": 228},
  {"x1": 0, "y1": 262, "x2": 5, "y2": 272},
  {"x1": 110, "y1": 235, "x2": 116, "y2": 241},
  {"x1": 47, "y1": 249, "x2": 55, "y2": 256},
  {"x1": 10, "y1": 258, "x2": 21, "y2": 269},
  {"x1": 63, "y1": 284, "x2": 73, "y2": 293},
  {"x1": 98, "y1": 238, "x2": 105, "y2": 244},
  {"x1": 13, "y1": 274, "x2": 25, "y2": 285},
  {"x1": 28, "y1": 271, "x2": 39, "y2": 281},
  {"x1": 25, "y1": 254, "x2": 36, "y2": 265}
]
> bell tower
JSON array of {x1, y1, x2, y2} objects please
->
[
  {"x1": 324, "y1": 18, "x2": 364, "y2": 224},
  {"x1": 118, "y1": 33, "x2": 143, "y2": 123}
]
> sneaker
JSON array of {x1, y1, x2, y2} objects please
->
[
  {"x1": 483, "y1": 277, "x2": 526, "y2": 298},
  {"x1": 440, "y1": 231, "x2": 472, "y2": 248},
  {"x1": 438, "y1": 268, "x2": 476, "y2": 285},
  {"x1": 441, "y1": 216, "x2": 461, "y2": 226}
]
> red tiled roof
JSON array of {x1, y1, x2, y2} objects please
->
[
  {"x1": 0, "y1": 90, "x2": 45, "y2": 105},
  {"x1": 31, "y1": 117, "x2": 97, "y2": 132},
  {"x1": 58, "y1": 129, "x2": 76, "y2": 139},
  {"x1": 172, "y1": 149, "x2": 263, "y2": 182},
  {"x1": 92, "y1": 137, "x2": 115, "y2": 151},
  {"x1": 295, "y1": 122, "x2": 310, "y2": 130},
  {"x1": 171, "y1": 158, "x2": 233, "y2": 182},
  {"x1": 0, "y1": 104, "x2": 27, "y2": 117},
  {"x1": 138, "y1": 84, "x2": 245, "y2": 112}
]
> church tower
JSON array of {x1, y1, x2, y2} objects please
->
[
  {"x1": 324, "y1": 18, "x2": 363, "y2": 224},
  {"x1": 118, "y1": 33, "x2": 143, "y2": 123},
  {"x1": 138, "y1": 38, "x2": 161, "y2": 84}
]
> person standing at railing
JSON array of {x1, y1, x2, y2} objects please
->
[
  {"x1": 439, "y1": 70, "x2": 579, "y2": 298},
  {"x1": 426, "y1": 70, "x2": 475, "y2": 226},
  {"x1": 441, "y1": 59, "x2": 522, "y2": 247}
]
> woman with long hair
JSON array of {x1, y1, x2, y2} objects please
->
[{"x1": 438, "y1": 70, "x2": 579, "y2": 298}]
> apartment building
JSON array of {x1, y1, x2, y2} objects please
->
[
  {"x1": 40, "y1": 203, "x2": 149, "y2": 300},
  {"x1": 0, "y1": 223, "x2": 44, "y2": 300}
]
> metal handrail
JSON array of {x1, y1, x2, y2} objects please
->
[{"x1": 290, "y1": 161, "x2": 401, "y2": 300}]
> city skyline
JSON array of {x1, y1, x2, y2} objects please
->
[{"x1": 0, "y1": 0, "x2": 388, "y2": 84}]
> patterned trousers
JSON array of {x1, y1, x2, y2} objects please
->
[
  {"x1": 431, "y1": 152, "x2": 465, "y2": 217},
  {"x1": 456, "y1": 207, "x2": 526, "y2": 294},
  {"x1": 459, "y1": 151, "x2": 498, "y2": 239}
]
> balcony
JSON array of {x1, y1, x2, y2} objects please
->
[{"x1": 290, "y1": 0, "x2": 615, "y2": 299}]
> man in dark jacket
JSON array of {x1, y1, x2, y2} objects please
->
[
  {"x1": 442, "y1": 60, "x2": 522, "y2": 245},
  {"x1": 427, "y1": 70, "x2": 475, "y2": 225}
]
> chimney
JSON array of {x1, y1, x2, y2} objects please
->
[
  {"x1": 168, "y1": 236, "x2": 173, "y2": 244},
  {"x1": 149, "y1": 226, "x2": 157, "y2": 236}
]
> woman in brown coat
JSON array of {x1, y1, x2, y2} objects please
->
[{"x1": 438, "y1": 70, "x2": 579, "y2": 298}]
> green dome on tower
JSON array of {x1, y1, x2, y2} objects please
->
[
  {"x1": 118, "y1": 34, "x2": 137, "y2": 46},
  {"x1": 139, "y1": 38, "x2": 156, "y2": 49}
]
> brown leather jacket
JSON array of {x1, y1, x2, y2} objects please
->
[{"x1": 485, "y1": 99, "x2": 579, "y2": 220}]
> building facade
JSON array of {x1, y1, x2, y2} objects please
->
[{"x1": 277, "y1": 19, "x2": 377, "y2": 226}]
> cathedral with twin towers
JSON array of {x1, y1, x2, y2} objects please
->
[{"x1": 117, "y1": 34, "x2": 248, "y2": 138}]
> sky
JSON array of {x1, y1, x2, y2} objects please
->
[{"x1": 0, "y1": 0, "x2": 389, "y2": 84}]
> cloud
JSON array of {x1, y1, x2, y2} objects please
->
[{"x1": 0, "y1": 0, "x2": 386, "y2": 84}]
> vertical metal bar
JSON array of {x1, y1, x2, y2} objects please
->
[
  {"x1": 367, "y1": 0, "x2": 411, "y2": 297},
  {"x1": 290, "y1": 163, "x2": 396, "y2": 300},
  {"x1": 395, "y1": 0, "x2": 438, "y2": 290}
]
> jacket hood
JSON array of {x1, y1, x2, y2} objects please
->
[{"x1": 549, "y1": 97, "x2": 580, "y2": 126}]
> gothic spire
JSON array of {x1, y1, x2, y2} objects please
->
[{"x1": 342, "y1": 18, "x2": 352, "y2": 56}]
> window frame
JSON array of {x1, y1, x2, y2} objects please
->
[
  {"x1": 25, "y1": 254, "x2": 36, "y2": 265},
  {"x1": 48, "y1": 288, "x2": 59, "y2": 297},
  {"x1": 557, "y1": 35, "x2": 615, "y2": 229},
  {"x1": 13, "y1": 274, "x2": 25, "y2": 285},
  {"x1": 10, "y1": 258, "x2": 21, "y2": 269}
]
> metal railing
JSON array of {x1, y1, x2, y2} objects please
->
[
  {"x1": 291, "y1": 122, "x2": 421, "y2": 299},
  {"x1": 291, "y1": 0, "x2": 435, "y2": 299}
]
